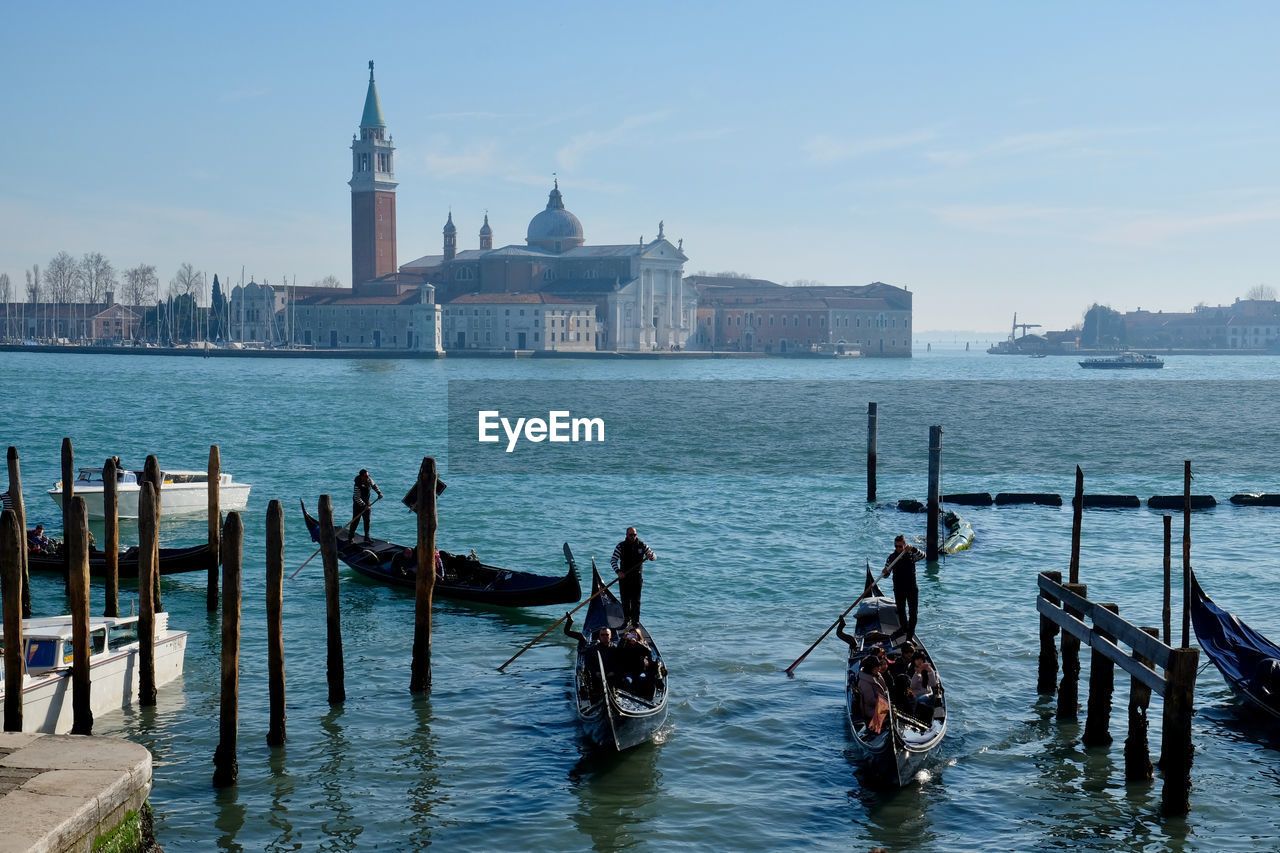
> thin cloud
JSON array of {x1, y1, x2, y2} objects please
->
[
  {"x1": 556, "y1": 111, "x2": 671, "y2": 171},
  {"x1": 424, "y1": 141, "x2": 500, "y2": 178},
  {"x1": 804, "y1": 130, "x2": 935, "y2": 164},
  {"x1": 1093, "y1": 203, "x2": 1280, "y2": 247},
  {"x1": 927, "y1": 126, "x2": 1154, "y2": 166}
]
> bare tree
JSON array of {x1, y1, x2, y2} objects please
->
[
  {"x1": 121, "y1": 264, "x2": 159, "y2": 307},
  {"x1": 25, "y1": 265, "x2": 40, "y2": 301},
  {"x1": 311, "y1": 274, "x2": 344, "y2": 288},
  {"x1": 80, "y1": 252, "x2": 116, "y2": 303},
  {"x1": 169, "y1": 262, "x2": 204, "y2": 303},
  {"x1": 0, "y1": 272, "x2": 10, "y2": 304},
  {"x1": 45, "y1": 251, "x2": 79, "y2": 303},
  {"x1": 1245, "y1": 284, "x2": 1278, "y2": 302}
]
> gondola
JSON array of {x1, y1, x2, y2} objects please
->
[
  {"x1": 571, "y1": 560, "x2": 668, "y2": 751},
  {"x1": 844, "y1": 564, "x2": 947, "y2": 786},
  {"x1": 26, "y1": 542, "x2": 216, "y2": 578},
  {"x1": 299, "y1": 501, "x2": 580, "y2": 607},
  {"x1": 1190, "y1": 569, "x2": 1280, "y2": 718}
]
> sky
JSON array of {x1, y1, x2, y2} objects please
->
[{"x1": 2, "y1": 2, "x2": 1278, "y2": 334}]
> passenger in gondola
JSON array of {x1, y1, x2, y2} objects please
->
[
  {"x1": 910, "y1": 651, "x2": 940, "y2": 709},
  {"x1": 27, "y1": 524, "x2": 53, "y2": 554},
  {"x1": 391, "y1": 547, "x2": 415, "y2": 578},
  {"x1": 616, "y1": 630, "x2": 657, "y2": 698},
  {"x1": 889, "y1": 641, "x2": 917, "y2": 679},
  {"x1": 890, "y1": 673, "x2": 917, "y2": 719},
  {"x1": 857, "y1": 655, "x2": 891, "y2": 734}
]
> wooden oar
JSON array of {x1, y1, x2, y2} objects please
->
[
  {"x1": 498, "y1": 557, "x2": 620, "y2": 672},
  {"x1": 289, "y1": 494, "x2": 383, "y2": 580},
  {"x1": 783, "y1": 552, "x2": 906, "y2": 676}
]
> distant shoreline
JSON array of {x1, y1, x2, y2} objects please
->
[{"x1": 0, "y1": 343, "x2": 908, "y2": 360}]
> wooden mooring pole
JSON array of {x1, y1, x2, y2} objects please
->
[
  {"x1": 6, "y1": 448, "x2": 31, "y2": 618},
  {"x1": 411, "y1": 457, "x2": 438, "y2": 694},
  {"x1": 1160, "y1": 646, "x2": 1199, "y2": 816},
  {"x1": 144, "y1": 455, "x2": 163, "y2": 615},
  {"x1": 214, "y1": 511, "x2": 242, "y2": 788},
  {"x1": 866, "y1": 403, "x2": 878, "y2": 503},
  {"x1": 1, "y1": 509, "x2": 24, "y2": 732},
  {"x1": 137, "y1": 483, "x2": 158, "y2": 707},
  {"x1": 1124, "y1": 626, "x2": 1159, "y2": 782},
  {"x1": 68, "y1": 497, "x2": 93, "y2": 735},
  {"x1": 207, "y1": 445, "x2": 221, "y2": 613},
  {"x1": 61, "y1": 438, "x2": 74, "y2": 591},
  {"x1": 1162, "y1": 515, "x2": 1172, "y2": 646},
  {"x1": 1181, "y1": 461, "x2": 1191, "y2": 649},
  {"x1": 318, "y1": 495, "x2": 346, "y2": 704},
  {"x1": 926, "y1": 426, "x2": 942, "y2": 561},
  {"x1": 1069, "y1": 466, "x2": 1084, "y2": 584},
  {"x1": 266, "y1": 500, "x2": 287, "y2": 746},
  {"x1": 1081, "y1": 602, "x2": 1118, "y2": 746},
  {"x1": 1057, "y1": 582, "x2": 1086, "y2": 719},
  {"x1": 103, "y1": 456, "x2": 119, "y2": 618},
  {"x1": 1037, "y1": 571, "x2": 1061, "y2": 694}
]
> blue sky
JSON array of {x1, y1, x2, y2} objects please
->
[{"x1": 3, "y1": 2, "x2": 1278, "y2": 333}]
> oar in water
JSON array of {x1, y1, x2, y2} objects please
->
[
  {"x1": 290, "y1": 494, "x2": 383, "y2": 580},
  {"x1": 498, "y1": 557, "x2": 621, "y2": 672},
  {"x1": 783, "y1": 552, "x2": 906, "y2": 677}
]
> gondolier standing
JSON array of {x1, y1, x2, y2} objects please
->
[
  {"x1": 352, "y1": 469, "x2": 383, "y2": 542},
  {"x1": 881, "y1": 534, "x2": 925, "y2": 640},
  {"x1": 611, "y1": 526, "x2": 656, "y2": 627}
]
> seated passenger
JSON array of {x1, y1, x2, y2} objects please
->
[
  {"x1": 910, "y1": 652, "x2": 940, "y2": 706},
  {"x1": 890, "y1": 673, "x2": 917, "y2": 718},
  {"x1": 615, "y1": 630, "x2": 657, "y2": 697},
  {"x1": 889, "y1": 641, "x2": 917, "y2": 679},
  {"x1": 27, "y1": 524, "x2": 52, "y2": 554},
  {"x1": 857, "y1": 655, "x2": 891, "y2": 734},
  {"x1": 390, "y1": 547, "x2": 415, "y2": 578}
]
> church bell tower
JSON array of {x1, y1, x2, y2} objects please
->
[{"x1": 350, "y1": 61, "x2": 397, "y2": 287}]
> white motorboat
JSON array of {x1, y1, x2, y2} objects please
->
[
  {"x1": 48, "y1": 466, "x2": 251, "y2": 519},
  {"x1": 0, "y1": 613, "x2": 187, "y2": 734}
]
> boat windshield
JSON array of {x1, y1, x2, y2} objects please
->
[
  {"x1": 110, "y1": 622, "x2": 139, "y2": 650},
  {"x1": 24, "y1": 638, "x2": 58, "y2": 670},
  {"x1": 75, "y1": 469, "x2": 105, "y2": 484}
]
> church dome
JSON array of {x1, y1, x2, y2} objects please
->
[{"x1": 526, "y1": 181, "x2": 584, "y2": 251}]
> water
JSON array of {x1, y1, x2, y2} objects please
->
[{"x1": 3, "y1": 349, "x2": 1280, "y2": 852}]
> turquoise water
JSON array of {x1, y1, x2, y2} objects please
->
[{"x1": 3, "y1": 349, "x2": 1280, "y2": 852}]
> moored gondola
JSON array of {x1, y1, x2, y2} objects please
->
[
  {"x1": 299, "y1": 501, "x2": 580, "y2": 607},
  {"x1": 571, "y1": 560, "x2": 668, "y2": 751},
  {"x1": 1190, "y1": 569, "x2": 1280, "y2": 719},
  {"x1": 26, "y1": 542, "x2": 216, "y2": 578},
  {"x1": 844, "y1": 565, "x2": 947, "y2": 786}
]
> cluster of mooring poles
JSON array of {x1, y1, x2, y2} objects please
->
[
  {"x1": 4, "y1": 441, "x2": 445, "y2": 790},
  {"x1": 2, "y1": 441, "x2": 197, "y2": 734},
  {"x1": 1037, "y1": 462, "x2": 1200, "y2": 816}
]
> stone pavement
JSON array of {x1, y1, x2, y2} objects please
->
[{"x1": 0, "y1": 732, "x2": 151, "y2": 853}]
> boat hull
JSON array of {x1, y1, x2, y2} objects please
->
[
  {"x1": 49, "y1": 483, "x2": 251, "y2": 519},
  {"x1": 300, "y1": 502, "x2": 580, "y2": 607},
  {"x1": 0, "y1": 619, "x2": 187, "y2": 734},
  {"x1": 27, "y1": 543, "x2": 217, "y2": 578}
]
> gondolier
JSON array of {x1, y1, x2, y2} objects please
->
[
  {"x1": 352, "y1": 469, "x2": 383, "y2": 542},
  {"x1": 881, "y1": 535, "x2": 925, "y2": 641},
  {"x1": 611, "y1": 526, "x2": 656, "y2": 627}
]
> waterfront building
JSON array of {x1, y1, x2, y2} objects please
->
[
  {"x1": 443, "y1": 292, "x2": 597, "y2": 352},
  {"x1": 688, "y1": 276, "x2": 913, "y2": 356},
  {"x1": 91, "y1": 302, "x2": 141, "y2": 343},
  {"x1": 401, "y1": 184, "x2": 694, "y2": 352}
]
